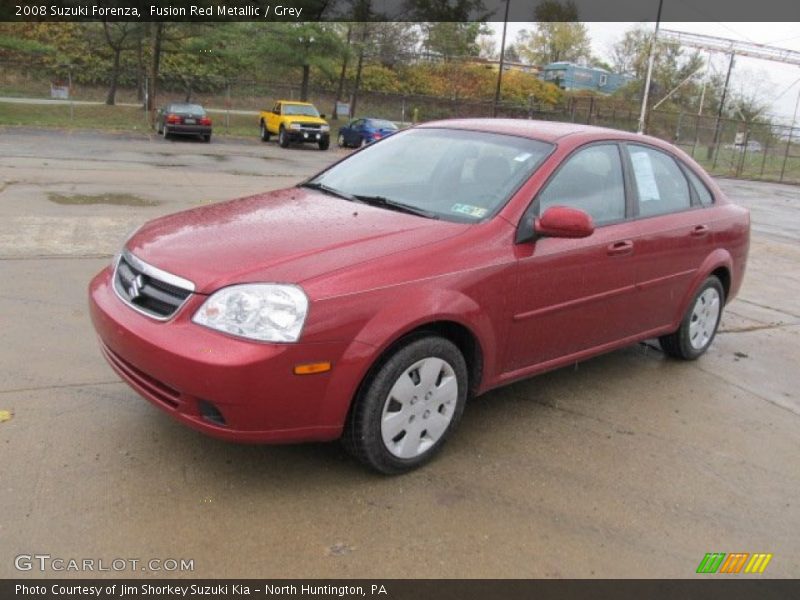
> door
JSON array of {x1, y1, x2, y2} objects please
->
[
  {"x1": 506, "y1": 143, "x2": 641, "y2": 371},
  {"x1": 267, "y1": 102, "x2": 281, "y2": 133},
  {"x1": 623, "y1": 143, "x2": 716, "y2": 331}
]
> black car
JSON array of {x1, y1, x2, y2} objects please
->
[{"x1": 155, "y1": 103, "x2": 212, "y2": 142}]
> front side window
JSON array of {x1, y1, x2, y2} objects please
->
[
  {"x1": 538, "y1": 143, "x2": 626, "y2": 225},
  {"x1": 627, "y1": 145, "x2": 691, "y2": 217},
  {"x1": 308, "y1": 128, "x2": 553, "y2": 222}
]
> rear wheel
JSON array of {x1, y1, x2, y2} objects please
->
[
  {"x1": 202, "y1": 134, "x2": 211, "y2": 143},
  {"x1": 278, "y1": 126, "x2": 289, "y2": 148},
  {"x1": 337, "y1": 133, "x2": 346, "y2": 148},
  {"x1": 162, "y1": 126, "x2": 170, "y2": 140},
  {"x1": 660, "y1": 276, "x2": 724, "y2": 360},
  {"x1": 260, "y1": 121, "x2": 270, "y2": 142},
  {"x1": 343, "y1": 336, "x2": 468, "y2": 474}
]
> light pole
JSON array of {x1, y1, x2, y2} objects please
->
[
  {"x1": 492, "y1": 0, "x2": 511, "y2": 118},
  {"x1": 638, "y1": 0, "x2": 664, "y2": 134}
]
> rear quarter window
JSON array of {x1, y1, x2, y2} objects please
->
[{"x1": 683, "y1": 167, "x2": 715, "y2": 206}]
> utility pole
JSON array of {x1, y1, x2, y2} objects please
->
[
  {"x1": 637, "y1": 0, "x2": 664, "y2": 134},
  {"x1": 492, "y1": 0, "x2": 511, "y2": 118},
  {"x1": 710, "y1": 52, "x2": 735, "y2": 164}
]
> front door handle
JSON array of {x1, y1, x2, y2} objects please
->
[
  {"x1": 607, "y1": 240, "x2": 634, "y2": 257},
  {"x1": 691, "y1": 224, "x2": 710, "y2": 237}
]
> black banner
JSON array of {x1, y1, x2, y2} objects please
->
[
  {"x1": 3, "y1": 580, "x2": 800, "y2": 600},
  {"x1": 2, "y1": 0, "x2": 800, "y2": 22}
]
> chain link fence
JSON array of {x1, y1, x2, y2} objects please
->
[{"x1": 3, "y1": 68, "x2": 799, "y2": 185}]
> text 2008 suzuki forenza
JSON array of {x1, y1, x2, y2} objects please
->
[{"x1": 89, "y1": 119, "x2": 750, "y2": 473}]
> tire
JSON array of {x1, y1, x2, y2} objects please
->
[
  {"x1": 278, "y1": 127, "x2": 289, "y2": 148},
  {"x1": 260, "y1": 121, "x2": 270, "y2": 142},
  {"x1": 202, "y1": 134, "x2": 211, "y2": 143},
  {"x1": 337, "y1": 133, "x2": 346, "y2": 148},
  {"x1": 162, "y1": 126, "x2": 170, "y2": 140},
  {"x1": 318, "y1": 137, "x2": 330, "y2": 151},
  {"x1": 343, "y1": 336, "x2": 468, "y2": 474},
  {"x1": 359, "y1": 136, "x2": 367, "y2": 148},
  {"x1": 659, "y1": 275, "x2": 724, "y2": 360}
]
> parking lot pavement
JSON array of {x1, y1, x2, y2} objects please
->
[{"x1": 0, "y1": 129, "x2": 798, "y2": 578}]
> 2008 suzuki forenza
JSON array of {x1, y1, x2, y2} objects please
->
[{"x1": 89, "y1": 119, "x2": 750, "y2": 474}]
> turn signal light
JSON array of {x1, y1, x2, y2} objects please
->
[{"x1": 293, "y1": 361, "x2": 332, "y2": 375}]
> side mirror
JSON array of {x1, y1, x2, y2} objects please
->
[
  {"x1": 534, "y1": 206, "x2": 594, "y2": 239},
  {"x1": 320, "y1": 114, "x2": 326, "y2": 119}
]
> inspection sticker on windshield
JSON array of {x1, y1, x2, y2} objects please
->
[
  {"x1": 514, "y1": 152, "x2": 533, "y2": 162},
  {"x1": 451, "y1": 203, "x2": 488, "y2": 218}
]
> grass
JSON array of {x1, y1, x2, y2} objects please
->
[{"x1": 0, "y1": 101, "x2": 261, "y2": 138}]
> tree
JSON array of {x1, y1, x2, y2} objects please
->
[
  {"x1": 515, "y1": 1, "x2": 591, "y2": 66},
  {"x1": 100, "y1": 22, "x2": 140, "y2": 105},
  {"x1": 423, "y1": 22, "x2": 488, "y2": 61}
]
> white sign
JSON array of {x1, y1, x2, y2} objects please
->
[{"x1": 50, "y1": 84, "x2": 69, "y2": 99}]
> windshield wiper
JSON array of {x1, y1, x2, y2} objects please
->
[
  {"x1": 300, "y1": 181, "x2": 357, "y2": 202},
  {"x1": 353, "y1": 194, "x2": 439, "y2": 220}
]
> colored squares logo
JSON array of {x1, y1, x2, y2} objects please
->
[{"x1": 697, "y1": 553, "x2": 773, "y2": 574}]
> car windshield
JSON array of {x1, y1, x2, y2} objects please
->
[
  {"x1": 170, "y1": 104, "x2": 205, "y2": 114},
  {"x1": 283, "y1": 104, "x2": 320, "y2": 117},
  {"x1": 368, "y1": 119, "x2": 398, "y2": 130},
  {"x1": 307, "y1": 128, "x2": 553, "y2": 222}
]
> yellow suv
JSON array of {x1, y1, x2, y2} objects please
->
[{"x1": 259, "y1": 100, "x2": 330, "y2": 150}]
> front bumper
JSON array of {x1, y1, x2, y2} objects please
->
[
  {"x1": 286, "y1": 129, "x2": 329, "y2": 144},
  {"x1": 88, "y1": 266, "x2": 369, "y2": 443}
]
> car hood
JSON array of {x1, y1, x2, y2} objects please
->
[
  {"x1": 126, "y1": 188, "x2": 466, "y2": 294},
  {"x1": 285, "y1": 115, "x2": 328, "y2": 126}
]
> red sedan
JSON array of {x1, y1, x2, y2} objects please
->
[{"x1": 89, "y1": 119, "x2": 750, "y2": 474}]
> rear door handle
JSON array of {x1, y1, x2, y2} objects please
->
[
  {"x1": 607, "y1": 240, "x2": 634, "y2": 256},
  {"x1": 691, "y1": 225, "x2": 710, "y2": 237}
]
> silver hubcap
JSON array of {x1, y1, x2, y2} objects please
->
[
  {"x1": 689, "y1": 288, "x2": 721, "y2": 350},
  {"x1": 338, "y1": 134, "x2": 344, "y2": 146},
  {"x1": 381, "y1": 357, "x2": 458, "y2": 459}
]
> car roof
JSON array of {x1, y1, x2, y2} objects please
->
[
  {"x1": 277, "y1": 100, "x2": 314, "y2": 106},
  {"x1": 418, "y1": 118, "x2": 662, "y2": 145}
]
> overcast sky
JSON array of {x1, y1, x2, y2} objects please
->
[{"x1": 490, "y1": 22, "x2": 800, "y2": 125}]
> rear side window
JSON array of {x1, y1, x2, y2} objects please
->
[
  {"x1": 627, "y1": 145, "x2": 691, "y2": 217},
  {"x1": 538, "y1": 143, "x2": 626, "y2": 225},
  {"x1": 684, "y1": 167, "x2": 715, "y2": 206}
]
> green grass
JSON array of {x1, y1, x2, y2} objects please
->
[{"x1": 0, "y1": 102, "x2": 261, "y2": 138}]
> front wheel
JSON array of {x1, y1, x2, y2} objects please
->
[
  {"x1": 278, "y1": 127, "x2": 289, "y2": 148},
  {"x1": 260, "y1": 121, "x2": 270, "y2": 142},
  {"x1": 660, "y1": 275, "x2": 724, "y2": 360},
  {"x1": 319, "y1": 137, "x2": 330, "y2": 150},
  {"x1": 337, "y1": 133, "x2": 346, "y2": 148},
  {"x1": 343, "y1": 336, "x2": 468, "y2": 474}
]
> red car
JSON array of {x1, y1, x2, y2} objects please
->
[{"x1": 89, "y1": 119, "x2": 750, "y2": 474}]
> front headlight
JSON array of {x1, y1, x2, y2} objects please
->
[
  {"x1": 320, "y1": 125, "x2": 330, "y2": 132},
  {"x1": 289, "y1": 123, "x2": 302, "y2": 130},
  {"x1": 192, "y1": 284, "x2": 309, "y2": 342}
]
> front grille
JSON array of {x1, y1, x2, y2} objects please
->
[
  {"x1": 113, "y1": 252, "x2": 193, "y2": 320},
  {"x1": 297, "y1": 122, "x2": 321, "y2": 129}
]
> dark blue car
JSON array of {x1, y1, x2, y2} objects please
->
[{"x1": 337, "y1": 118, "x2": 399, "y2": 148}]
